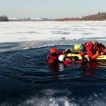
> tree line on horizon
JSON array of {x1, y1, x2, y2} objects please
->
[
  {"x1": 0, "y1": 16, "x2": 9, "y2": 21},
  {"x1": 55, "y1": 12, "x2": 106, "y2": 21}
]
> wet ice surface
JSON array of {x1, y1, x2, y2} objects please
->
[{"x1": 0, "y1": 21, "x2": 106, "y2": 106}]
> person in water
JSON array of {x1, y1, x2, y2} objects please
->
[
  {"x1": 48, "y1": 41, "x2": 106, "y2": 65},
  {"x1": 47, "y1": 47, "x2": 63, "y2": 64},
  {"x1": 48, "y1": 48, "x2": 76, "y2": 65},
  {"x1": 73, "y1": 41, "x2": 106, "y2": 61}
]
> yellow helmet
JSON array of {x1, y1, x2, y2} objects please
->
[{"x1": 73, "y1": 44, "x2": 81, "y2": 52}]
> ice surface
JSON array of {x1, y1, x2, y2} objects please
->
[{"x1": 0, "y1": 21, "x2": 106, "y2": 43}]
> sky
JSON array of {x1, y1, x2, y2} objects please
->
[{"x1": 0, "y1": 0, "x2": 106, "y2": 18}]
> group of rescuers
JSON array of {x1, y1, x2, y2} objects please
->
[{"x1": 47, "y1": 41, "x2": 106, "y2": 65}]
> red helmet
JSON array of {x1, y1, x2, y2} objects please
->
[
  {"x1": 84, "y1": 41, "x2": 93, "y2": 51},
  {"x1": 50, "y1": 48, "x2": 57, "y2": 53}
]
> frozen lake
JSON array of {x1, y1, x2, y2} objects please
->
[{"x1": 0, "y1": 21, "x2": 106, "y2": 106}]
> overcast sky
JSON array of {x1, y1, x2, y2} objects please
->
[{"x1": 0, "y1": 0, "x2": 106, "y2": 18}]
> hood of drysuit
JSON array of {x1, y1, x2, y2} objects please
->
[
  {"x1": 84, "y1": 42, "x2": 93, "y2": 52},
  {"x1": 50, "y1": 48, "x2": 57, "y2": 54}
]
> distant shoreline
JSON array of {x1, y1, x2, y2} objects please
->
[{"x1": 0, "y1": 12, "x2": 106, "y2": 22}]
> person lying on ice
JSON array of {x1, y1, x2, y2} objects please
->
[{"x1": 72, "y1": 41, "x2": 106, "y2": 61}]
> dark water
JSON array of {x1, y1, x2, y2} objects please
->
[{"x1": 0, "y1": 44, "x2": 106, "y2": 106}]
